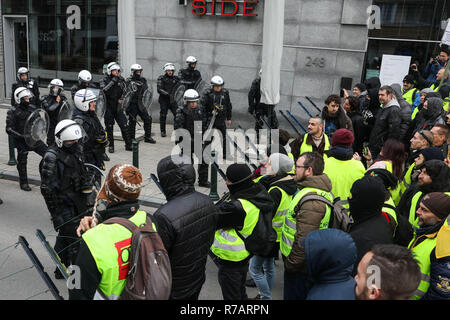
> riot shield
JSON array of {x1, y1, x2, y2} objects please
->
[
  {"x1": 90, "y1": 88, "x2": 106, "y2": 119},
  {"x1": 194, "y1": 78, "x2": 209, "y2": 97},
  {"x1": 120, "y1": 90, "x2": 133, "y2": 114},
  {"x1": 23, "y1": 109, "x2": 50, "y2": 148},
  {"x1": 57, "y1": 100, "x2": 74, "y2": 122},
  {"x1": 170, "y1": 83, "x2": 186, "y2": 106},
  {"x1": 138, "y1": 88, "x2": 153, "y2": 116}
]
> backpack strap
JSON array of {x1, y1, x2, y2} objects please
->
[
  {"x1": 297, "y1": 194, "x2": 334, "y2": 209},
  {"x1": 103, "y1": 215, "x2": 153, "y2": 233}
]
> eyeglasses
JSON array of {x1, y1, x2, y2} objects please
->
[{"x1": 418, "y1": 130, "x2": 433, "y2": 146}]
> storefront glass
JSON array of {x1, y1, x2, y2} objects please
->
[
  {"x1": 2, "y1": 0, "x2": 118, "y2": 88},
  {"x1": 365, "y1": 0, "x2": 449, "y2": 80}
]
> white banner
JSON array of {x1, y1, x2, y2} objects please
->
[
  {"x1": 379, "y1": 54, "x2": 411, "y2": 86},
  {"x1": 442, "y1": 19, "x2": 450, "y2": 46}
]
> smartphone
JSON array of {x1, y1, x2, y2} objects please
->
[{"x1": 363, "y1": 142, "x2": 370, "y2": 156}]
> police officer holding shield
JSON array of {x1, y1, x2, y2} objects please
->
[
  {"x1": 122, "y1": 64, "x2": 156, "y2": 143},
  {"x1": 6, "y1": 87, "x2": 48, "y2": 191},
  {"x1": 41, "y1": 79, "x2": 68, "y2": 146},
  {"x1": 40, "y1": 119, "x2": 94, "y2": 279},
  {"x1": 72, "y1": 89, "x2": 108, "y2": 188},
  {"x1": 100, "y1": 62, "x2": 132, "y2": 153},
  {"x1": 157, "y1": 63, "x2": 181, "y2": 137}
]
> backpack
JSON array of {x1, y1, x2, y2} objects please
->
[
  {"x1": 103, "y1": 215, "x2": 172, "y2": 300},
  {"x1": 236, "y1": 205, "x2": 278, "y2": 257},
  {"x1": 297, "y1": 195, "x2": 353, "y2": 232}
]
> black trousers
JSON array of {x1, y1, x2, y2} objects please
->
[
  {"x1": 218, "y1": 263, "x2": 249, "y2": 300},
  {"x1": 159, "y1": 99, "x2": 177, "y2": 132},
  {"x1": 15, "y1": 139, "x2": 48, "y2": 183},
  {"x1": 127, "y1": 102, "x2": 152, "y2": 139}
]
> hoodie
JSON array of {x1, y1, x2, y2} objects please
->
[{"x1": 305, "y1": 229, "x2": 357, "y2": 300}]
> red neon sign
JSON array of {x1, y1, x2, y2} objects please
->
[{"x1": 192, "y1": 0, "x2": 258, "y2": 17}]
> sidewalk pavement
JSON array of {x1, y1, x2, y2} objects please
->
[{"x1": 0, "y1": 106, "x2": 266, "y2": 208}]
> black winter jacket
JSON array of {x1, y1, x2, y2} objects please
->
[
  {"x1": 157, "y1": 74, "x2": 180, "y2": 104},
  {"x1": 100, "y1": 75, "x2": 126, "y2": 110},
  {"x1": 178, "y1": 68, "x2": 202, "y2": 90},
  {"x1": 200, "y1": 88, "x2": 232, "y2": 126},
  {"x1": 153, "y1": 156, "x2": 219, "y2": 299},
  {"x1": 369, "y1": 100, "x2": 402, "y2": 157}
]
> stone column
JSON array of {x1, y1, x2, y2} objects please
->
[{"x1": 118, "y1": 0, "x2": 137, "y2": 78}]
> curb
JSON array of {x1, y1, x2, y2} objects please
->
[{"x1": 0, "y1": 168, "x2": 166, "y2": 209}]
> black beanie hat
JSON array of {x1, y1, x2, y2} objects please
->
[
  {"x1": 349, "y1": 175, "x2": 386, "y2": 219},
  {"x1": 226, "y1": 163, "x2": 252, "y2": 184},
  {"x1": 419, "y1": 147, "x2": 445, "y2": 162},
  {"x1": 366, "y1": 168, "x2": 398, "y2": 190}
]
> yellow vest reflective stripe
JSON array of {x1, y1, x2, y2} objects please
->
[
  {"x1": 280, "y1": 187, "x2": 333, "y2": 257},
  {"x1": 411, "y1": 107, "x2": 420, "y2": 120},
  {"x1": 210, "y1": 199, "x2": 260, "y2": 262},
  {"x1": 300, "y1": 134, "x2": 330, "y2": 156},
  {"x1": 431, "y1": 84, "x2": 449, "y2": 112},
  {"x1": 268, "y1": 186, "x2": 292, "y2": 242},
  {"x1": 82, "y1": 210, "x2": 148, "y2": 300},
  {"x1": 324, "y1": 157, "x2": 366, "y2": 209},
  {"x1": 383, "y1": 196, "x2": 398, "y2": 225},
  {"x1": 253, "y1": 175, "x2": 266, "y2": 183},
  {"x1": 408, "y1": 233, "x2": 438, "y2": 300}
]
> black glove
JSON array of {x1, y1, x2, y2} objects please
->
[{"x1": 51, "y1": 214, "x2": 66, "y2": 232}]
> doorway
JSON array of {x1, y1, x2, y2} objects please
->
[{"x1": 3, "y1": 16, "x2": 29, "y2": 100}]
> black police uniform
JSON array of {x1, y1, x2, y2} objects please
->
[
  {"x1": 11, "y1": 78, "x2": 40, "y2": 107},
  {"x1": 157, "y1": 73, "x2": 180, "y2": 136},
  {"x1": 100, "y1": 74, "x2": 132, "y2": 152},
  {"x1": 178, "y1": 67, "x2": 202, "y2": 90},
  {"x1": 71, "y1": 82, "x2": 99, "y2": 101},
  {"x1": 40, "y1": 144, "x2": 94, "y2": 276},
  {"x1": 72, "y1": 108, "x2": 108, "y2": 188},
  {"x1": 6, "y1": 101, "x2": 48, "y2": 190},
  {"x1": 200, "y1": 87, "x2": 232, "y2": 159},
  {"x1": 174, "y1": 104, "x2": 209, "y2": 186},
  {"x1": 41, "y1": 93, "x2": 68, "y2": 146},
  {"x1": 122, "y1": 74, "x2": 154, "y2": 142},
  {"x1": 248, "y1": 77, "x2": 279, "y2": 139}
]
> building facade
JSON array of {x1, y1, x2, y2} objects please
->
[{"x1": 1, "y1": 0, "x2": 448, "y2": 128}]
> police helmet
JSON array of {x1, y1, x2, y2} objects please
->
[
  {"x1": 74, "y1": 89, "x2": 97, "y2": 112},
  {"x1": 55, "y1": 119, "x2": 83, "y2": 148},
  {"x1": 78, "y1": 70, "x2": 92, "y2": 84},
  {"x1": 17, "y1": 67, "x2": 29, "y2": 81},
  {"x1": 107, "y1": 62, "x2": 121, "y2": 76},
  {"x1": 186, "y1": 56, "x2": 197, "y2": 64},
  {"x1": 131, "y1": 64, "x2": 143, "y2": 74},
  {"x1": 211, "y1": 75, "x2": 224, "y2": 86},
  {"x1": 14, "y1": 87, "x2": 34, "y2": 105},
  {"x1": 164, "y1": 63, "x2": 176, "y2": 72},
  {"x1": 48, "y1": 79, "x2": 64, "y2": 96},
  {"x1": 184, "y1": 89, "x2": 200, "y2": 103}
]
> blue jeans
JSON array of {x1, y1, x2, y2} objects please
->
[{"x1": 249, "y1": 255, "x2": 275, "y2": 300}]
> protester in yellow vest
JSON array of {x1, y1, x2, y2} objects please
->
[
  {"x1": 289, "y1": 117, "x2": 330, "y2": 162},
  {"x1": 281, "y1": 152, "x2": 333, "y2": 300},
  {"x1": 248, "y1": 153, "x2": 295, "y2": 300},
  {"x1": 402, "y1": 75, "x2": 420, "y2": 106},
  {"x1": 354, "y1": 244, "x2": 421, "y2": 300},
  {"x1": 69, "y1": 164, "x2": 148, "y2": 300},
  {"x1": 408, "y1": 193, "x2": 450, "y2": 300},
  {"x1": 323, "y1": 129, "x2": 365, "y2": 208},
  {"x1": 210, "y1": 163, "x2": 274, "y2": 300}
]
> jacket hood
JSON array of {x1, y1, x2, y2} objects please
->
[
  {"x1": 349, "y1": 176, "x2": 386, "y2": 223},
  {"x1": 157, "y1": 155, "x2": 196, "y2": 201},
  {"x1": 424, "y1": 97, "x2": 444, "y2": 120},
  {"x1": 232, "y1": 182, "x2": 274, "y2": 213},
  {"x1": 391, "y1": 83, "x2": 406, "y2": 103},
  {"x1": 305, "y1": 229, "x2": 357, "y2": 283},
  {"x1": 325, "y1": 145, "x2": 354, "y2": 161},
  {"x1": 297, "y1": 174, "x2": 333, "y2": 193},
  {"x1": 269, "y1": 177, "x2": 297, "y2": 196},
  {"x1": 365, "y1": 77, "x2": 381, "y2": 90}
]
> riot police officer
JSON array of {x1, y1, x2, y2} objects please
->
[
  {"x1": 178, "y1": 56, "x2": 202, "y2": 90},
  {"x1": 41, "y1": 79, "x2": 67, "y2": 146},
  {"x1": 200, "y1": 75, "x2": 232, "y2": 159},
  {"x1": 157, "y1": 63, "x2": 181, "y2": 137},
  {"x1": 11, "y1": 67, "x2": 40, "y2": 106},
  {"x1": 122, "y1": 64, "x2": 156, "y2": 143},
  {"x1": 248, "y1": 70, "x2": 279, "y2": 142},
  {"x1": 71, "y1": 70, "x2": 96, "y2": 100},
  {"x1": 72, "y1": 89, "x2": 108, "y2": 188},
  {"x1": 101, "y1": 62, "x2": 132, "y2": 153},
  {"x1": 6, "y1": 87, "x2": 48, "y2": 191},
  {"x1": 174, "y1": 89, "x2": 210, "y2": 188},
  {"x1": 40, "y1": 119, "x2": 94, "y2": 279}
]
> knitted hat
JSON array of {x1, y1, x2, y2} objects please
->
[
  {"x1": 366, "y1": 168, "x2": 398, "y2": 190},
  {"x1": 419, "y1": 147, "x2": 445, "y2": 162},
  {"x1": 269, "y1": 153, "x2": 294, "y2": 175},
  {"x1": 420, "y1": 88, "x2": 435, "y2": 95},
  {"x1": 421, "y1": 192, "x2": 450, "y2": 220},
  {"x1": 97, "y1": 164, "x2": 143, "y2": 203},
  {"x1": 226, "y1": 163, "x2": 252, "y2": 184},
  {"x1": 331, "y1": 129, "x2": 354, "y2": 147}
]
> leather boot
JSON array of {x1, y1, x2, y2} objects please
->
[
  {"x1": 160, "y1": 121, "x2": 166, "y2": 137},
  {"x1": 129, "y1": 121, "x2": 136, "y2": 142},
  {"x1": 121, "y1": 126, "x2": 133, "y2": 151},
  {"x1": 17, "y1": 162, "x2": 31, "y2": 191},
  {"x1": 106, "y1": 126, "x2": 114, "y2": 153},
  {"x1": 144, "y1": 120, "x2": 156, "y2": 144}
]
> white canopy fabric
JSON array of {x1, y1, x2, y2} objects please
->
[{"x1": 260, "y1": 0, "x2": 285, "y2": 106}]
